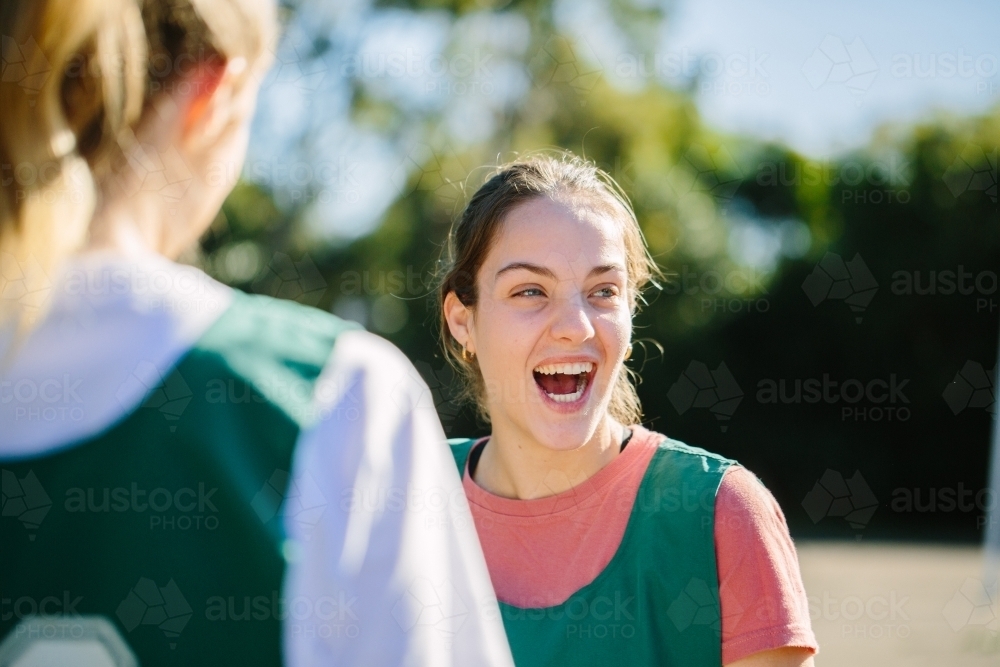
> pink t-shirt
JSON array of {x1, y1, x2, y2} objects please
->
[{"x1": 462, "y1": 425, "x2": 818, "y2": 665}]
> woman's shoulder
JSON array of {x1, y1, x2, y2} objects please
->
[{"x1": 0, "y1": 254, "x2": 364, "y2": 455}]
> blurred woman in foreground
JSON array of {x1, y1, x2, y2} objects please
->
[
  {"x1": 440, "y1": 153, "x2": 819, "y2": 666},
  {"x1": 0, "y1": 1, "x2": 512, "y2": 665}
]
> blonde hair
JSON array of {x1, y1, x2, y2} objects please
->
[
  {"x1": 437, "y1": 151, "x2": 662, "y2": 426},
  {"x1": 0, "y1": 0, "x2": 276, "y2": 335}
]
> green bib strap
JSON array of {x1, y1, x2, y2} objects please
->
[{"x1": 448, "y1": 437, "x2": 478, "y2": 476}]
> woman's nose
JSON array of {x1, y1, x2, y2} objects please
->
[{"x1": 548, "y1": 292, "x2": 595, "y2": 343}]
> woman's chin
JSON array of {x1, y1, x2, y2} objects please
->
[{"x1": 526, "y1": 416, "x2": 602, "y2": 452}]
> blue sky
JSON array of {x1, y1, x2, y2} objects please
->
[
  {"x1": 660, "y1": 0, "x2": 999, "y2": 155},
  {"x1": 246, "y1": 0, "x2": 999, "y2": 240}
]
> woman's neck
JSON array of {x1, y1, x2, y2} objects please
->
[{"x1": 473, "y1": 416, "x2": 625, "y2": 500}]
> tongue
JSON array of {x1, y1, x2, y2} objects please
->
[{"x1": 537, "y1": 372, "x2": 579, "y2": 395}]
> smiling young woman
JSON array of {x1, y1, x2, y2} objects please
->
[{"x1": 440, "y1": 153, "x2": 819, "y2": 667}]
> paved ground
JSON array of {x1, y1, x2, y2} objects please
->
[{"x1": 797, "y1": 541, "x2": 999, "y2": 666}]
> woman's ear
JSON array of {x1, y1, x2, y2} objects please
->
[
  {"x1": 443, "y1": 291, "x2": 475, "y2": 353},
  {"x1": 179, "y1": 56, "x2": 246, "y2": 145}
]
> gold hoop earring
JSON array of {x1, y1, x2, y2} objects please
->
[
  {"x1": 461, "y1": 346, "x2": 475, "y2": 362},
  {"x1": 624, "y1": 344, "x2": 633, "y2": 361}
]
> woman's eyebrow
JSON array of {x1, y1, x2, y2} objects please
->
[
  {"x1": 495, "y1": 262, "x2": 625, "y2": 280},
  {"x1": 495, "y1": 262, "x2": 557, "y2": 280},
  {"x1": 588, "y1": 263, "x2": 625, "y2": 278}
]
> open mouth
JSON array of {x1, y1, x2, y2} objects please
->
[{"x1": 532, "y1": 362, "x2": 595, "y2": 404}]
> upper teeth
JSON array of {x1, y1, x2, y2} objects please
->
[{"x1": 534, "y1": 362, "x2": 594, "y2": 375}]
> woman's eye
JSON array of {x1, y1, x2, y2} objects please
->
[
  {"x1": 515, "y1": 287, "x2": 544, "y2": 297},
  {"x1": 592, "y1": 286, "x2": 618, "y2": 298}
]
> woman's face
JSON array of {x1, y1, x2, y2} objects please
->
[{"x1": 461, "y1": 195, "x2": 632, "y2": 451}]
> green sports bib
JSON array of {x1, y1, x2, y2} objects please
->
[
  {"x1": 450, "y1": 437, "x2": 735, "y2": 667},
  {"x1": 1, "y1": 291, "x2": 358, "y2": 666}
]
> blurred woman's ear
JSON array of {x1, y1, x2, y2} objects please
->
[{"x1": 180, "y1": 60, "x2": 230, "y2": 138}]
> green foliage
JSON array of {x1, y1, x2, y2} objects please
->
[{"x1": 207, "y1": 0, "x2": 1000, "y2": 539}]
